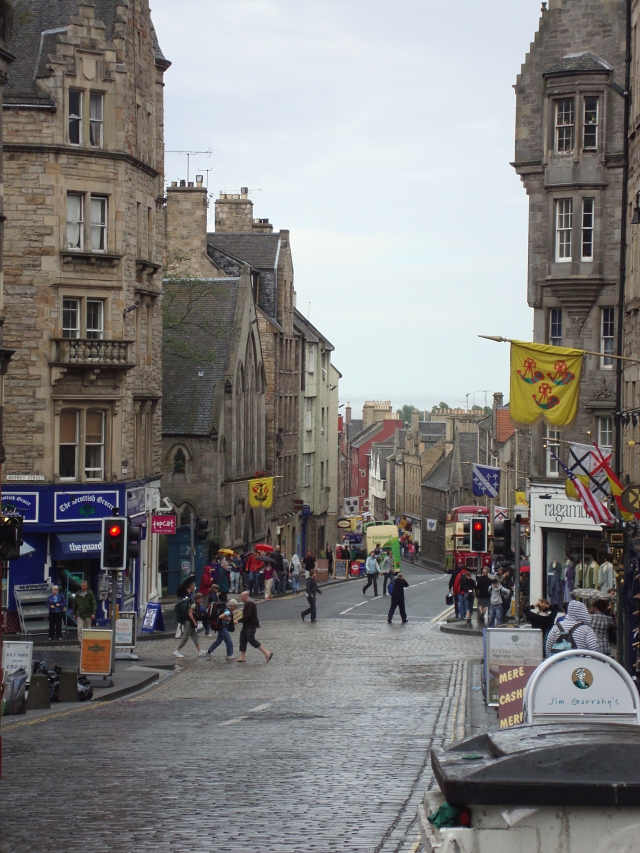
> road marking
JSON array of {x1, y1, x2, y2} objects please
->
[
  {"x1": 248, "y1": 703, "x2": 271, "y2": 712},
  {"x1": 219, "y1": 716, "x2": 247, "y2": 726},
  {"x1": 432, "y1": 605, "x2": 455, "y2": 622},
  {"x1": 340, "y1": 606, "x2": 355, "y2": 614}
]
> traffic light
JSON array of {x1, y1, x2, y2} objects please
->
[
  {"x1": 101, "y1": 516, "x2": 126, "y2": 570},
  {"x1": 493, "y1": 519, "x2": 512, "y2": 559},
  {"x1": 0, "y1": 514, "x2": 23, "y2": 560},
  {"x1": 470, "y1": 517, "x2": 488, "y2": 553},
  {"x1": 127, "y1": 521, "x2": 141, "y2": 561},
  {"x1": 195, "y1": 517, "x2": 209, "y2": 543}
]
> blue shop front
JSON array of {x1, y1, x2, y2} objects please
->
[{"x1": 1, "y1": 481, "x2": 148, "y2": 629}]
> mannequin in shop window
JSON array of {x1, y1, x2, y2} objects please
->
[
  {"x1": 586, "y1": 556, "x2": 600, "y2": 590},
  {"x1": 575, "y1": 559, "x2": 584, "y2": 588},
  {"x1": 599, "y1": 558, "x2": 615, "y2": 591},
  {"x1": 564, "y1": 557, "x2": 575, "y2": 601},
  {"x1": 547, "y1": 559, "x2": 564, "y2": 607}
]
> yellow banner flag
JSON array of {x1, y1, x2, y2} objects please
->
[
  {"x1": 510, "y1": 341, "x2": 583, "y2": 427},
  {"x1": 248, "y1": 477, "x2": 274, "y2": 509}
]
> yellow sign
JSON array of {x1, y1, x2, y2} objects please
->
[
  {"x1": 80, "y1": 629, "x2": 113, "y2": 676},
  {"x1": 514, "y1": 491, "x2": 527, "y2": 508},
  {"x1": 248, "y1": 477, "x2": 274, "y2": 509},
  {"x1": 510, "y1": 341, "x2": 583, "y2": 427}
]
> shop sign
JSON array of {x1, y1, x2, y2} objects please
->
[
  {"x1": 497, "y1": 665, "x2": 537, "y2": 728},
  {"x1": 494, "y1": 507, "x2": 509, "y2": 523},
  {"x1": 80, "y1": 629, "x2": 113, "y2": 675},
  {"x1": 115, "y1": 612, "x2": 136, "y2": 648},
  {"x1": 54, "y1": 490, "x2": 119, "y2": 523},
  {"x1": 426, "y1": 518, "x2": 437, "y2": 532},
  {"x1": 2, "y1": 641, "x2": 33, "y2": 684},
  {"x1": 526, "y1": 651, "x2": 640, "y2": 724},
  {"x1": 151, "y1": 514, "x2": 176, "y2": 535},
  {"x1": 141, "y1": 601, "x2": 165, "y2": 633},
  {"x1": 1, "y1": 492, "x2": 38, "y2": 523},
  {"x1": 485, "y1": 628, "x2": 544, "y2": 706},
  {"x1": 337, "y1": 518, "x2": 351, "y2": 530},
  {"x1": 127, "y1": 486, "x2": 146, "y2": 517},
  {"x1": 334, "y1": 559, "x2": 348, "y2": 578},
  {"x1": 5, "y1": 474, "x2": 45, "y2": 481}
]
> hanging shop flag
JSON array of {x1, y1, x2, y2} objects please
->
[
  {"x1": 510, "y1": 341, "x2": 583, "y2": 427},
  {"x1": 551, "y1": 451, "x2": 615, "y2": 526},
  {"x1": 592, "y1": 442, "x2": 639, "y2": 521},
  {"x1": 472, "y1": 464, "x2": 501, "y2": 499},
  {"x1": 565, "y1": 442, "x2": 611, "y2": 502},
  {"x1": 248, "y1": 476, "x2": 274, "y2": 509}
]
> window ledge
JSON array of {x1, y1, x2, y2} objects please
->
[
  {"x1": 61, "y1": 251, "x2": 122, "y2": 267},
  {"x1": 136, "y1": 258, "x2": 161, "y2": 276}
]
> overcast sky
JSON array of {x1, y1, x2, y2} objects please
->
[{"x1": 153, "y1": 0, "x2": 543, "y2": 416}]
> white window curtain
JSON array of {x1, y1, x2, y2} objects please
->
[{"x1": 67, "y1": 194, "x2": 83, "y2": 250}]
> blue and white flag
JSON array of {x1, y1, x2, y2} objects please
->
[{"x1": 472, "y1": 464, "x2": 500, "y2": 499}]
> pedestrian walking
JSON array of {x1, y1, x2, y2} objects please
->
[
  {"x1": 176, "y1": 576, "x2": 196, "y2": 600},
  {"x1": 546, "y1": 600, "x2": 601, "y2": 656},
  {"x1": 72, "y1": 580, "x2": 97, "y2": 642},
  {"x1": 590, "y1": 599, "x2": 615, "y2": 656},
  {"x1": 449, "y1": 566, "x2": 463, "y2": 616},
  {"x1": 246, "y1": 551, "x2": 263, "y2": 596},
  {"x1": 301, "y1": 568, "x2": 322, "y2": 622},
  {"x1": 290, "y1": 553, "x2": 302, "y2": 593},
  {"x1": 273, "y1": 545, "x2": 285, "y2": 595},
  {"x1": 363, "y1": 550, "x2": 380, "y2": 596},
  {"x1": 381, "y1": 550, "x2": 394, "y2": 596},
  {"x1": 488, "y1": 578, "x2": 510, "y2": 627},
  {"x1": 230, "y1": 553, "x2": 242, "y2": 593},
  {"x1": 326, "y1": 545, "x2": 334, "y2": 578},
  {"x1": 206, "y1": 599, "x2": 237, "y2": 661},
  {"x1": 199, "y1": 564, "x2": 214, "y2": 599},
  {"x1": 174, "y1": 593, "x2": 206, "y2": 658},
  {"x1": 47, "y1": 585, "x2": 66, "y2": 640},
  {"x1": 236, "y1": 591, "x2": 273, "y2": 663},
  {"x1": 264, "y1": 562, "x2": 276, "y2": 600},
  {"x1": 476, "y1": 567, "x2": 492, "y2": 626},
  {"x1": 302, "y1": 550, "x2": 317, "y2": 579},
  {"x1": 387, "y1": 572, "x2": 408, "y2": 623},
  {"x1": 458, "y1": 568, "x2": 476, "y2": 624}
]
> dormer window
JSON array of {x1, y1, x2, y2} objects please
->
[
  {"x1": 555, "y1": 99, "x2": 575, "y2": 152},
  {"x1": 583, "y1": 97, "x2": 599, "y2": 149}
]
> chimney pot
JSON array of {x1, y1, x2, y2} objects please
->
[
  {"x1": 196, "y1": 174, "x2": 204, "y2": 185},
  {"x1": 180, "y1": 180, "x2": 186, "y2": 187},
  {"x1": 241, "y1": 186, "x2": 249, "y2": 195},
  {"x1": 171, "y1": 181, "x2": 177, "y2": 187},
  {"x1": 188, "y1": 181, "x2": 194, "y2": 187}
]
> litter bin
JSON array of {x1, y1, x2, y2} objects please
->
[{"x1": 419, "y1": 722, "x2": 640, "y2": 853}]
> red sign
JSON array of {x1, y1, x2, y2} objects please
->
[
  {"x1": 497, "y1": 665, "x2": 537, "y2": 728},
  {"x1": 151, "y1": 514, "x2": 176, "y2": 535}
]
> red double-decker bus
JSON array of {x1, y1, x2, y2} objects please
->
[{"x1": 444, "y1": 505, "x2": 492, "y2": 573}]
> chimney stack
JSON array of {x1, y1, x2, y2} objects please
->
[
  {"x1": 215, "y1": 188, "x2": 254, "y2": 233},
  {"x1": 166, "y1": 178, "x2": 209, "y2": 267},
  {"x1": 345, "y1": 402, "x2": 352, "y2": 424}
]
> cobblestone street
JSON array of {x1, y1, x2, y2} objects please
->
[{"x1": 1, "y1": 569, "x2": 482, "y2": 853}]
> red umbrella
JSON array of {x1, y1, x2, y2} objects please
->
[{"x1": 254, "y1": 543, "x2": 274, "y2": 553}]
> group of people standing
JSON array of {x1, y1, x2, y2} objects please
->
[
  {"x1": 449, "y1": 563, "x2": 519, "y2": 627},
  {"x1": 362, "y1": 545, "x2": 409, "y2": 623}
]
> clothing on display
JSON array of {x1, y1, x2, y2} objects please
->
[
  {"x1": 547, "y1": 559, "x2": 564, "y2": 607},
  {"x1": 586, "y1": 560, "x2": 600, "y2": 590},
  {"x1": 599, "y1": 560, "x2": 615, "y2": 592},
  {"x1": 564, "y1": 559, "x2": 575, "y2": 601}
]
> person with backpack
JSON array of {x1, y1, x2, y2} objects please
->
[
  {"x1": 488, "y1": 578, "x2": 510, "y2": 627},
  {"x1": 545, "y1": 599, "x2": 601, "y2": 657},
  {"x1": 206, "y1": 598, "x2": 237, "y2": 661},
  {"x1": 363, "y1": 551, "x2": 380, "y2": 596},
  {"x1": 387, "y1": 571, "x2": 409, "y2": 624},
  {"x1": 174, "y1": 593, "x2": 206, "y2": 658},
  {"x1": 289, "y1": 553, "x2": 302, "y2": 594}
]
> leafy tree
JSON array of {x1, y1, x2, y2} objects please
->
[
  {"x1": 396, "y1": 404, "x2": 418, "y2": 425},
  {"x1": 432, "y1": 402, "x2": 450, "y2": 412}
]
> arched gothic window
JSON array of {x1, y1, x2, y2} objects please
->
[{"x1": 173, "y1": 448, "x2": 186, "y2": 474}]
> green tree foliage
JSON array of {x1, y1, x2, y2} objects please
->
[
  {"x1": 432, "y1": 402, "x2": 451, "y2": 412},
  {"x1": 396, "y1": 404, "x2": 418, "y2": 425}
]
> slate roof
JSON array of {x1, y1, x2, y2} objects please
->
[
  {"x1": 5, "y1": 1, "x2": 168, "y2": 104},
  {"x1": 422, "y1": 452, "x2": 452, "y2": 492},
  {"x1": 162, "y1": 278, "x2": 240, "y2": 436},
  {"x1": 544, "y1": 51, "x2": 613, "y2": 78},
  {"x1": 371, "y1": 441, "x2": 395, "y2": 480},
  {"x1": 351, "y1": 421, "x2": 384, "y2": 449},
  {"x1": 458, "y1": 432, "x2": 479, "y2": 488},
  {"x1": 420, "y1": 421, "x2": 446, "y2": 442},
  {"x1": 207, "y1": 232, "x2": 280, "y2": 270},
  {"x1": 347, "y1": 419, "x2": 363, "y2": 441},
  {"x1": 293, "y1": 309, "x2": 334, "y2": 351}
]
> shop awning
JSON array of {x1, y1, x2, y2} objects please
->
[{"x1": 51, "y1": 532, "x2": 102, "y2": 561}]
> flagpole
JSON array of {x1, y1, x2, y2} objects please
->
[{"x1": 478, "y1": 335, "x2": 640, "y2": 365}]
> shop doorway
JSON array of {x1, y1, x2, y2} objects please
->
[{"x1": 542, "y1": 528, "x2": 605, "y2": 601}]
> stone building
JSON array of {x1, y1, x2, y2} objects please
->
[
  {"x1": 160, "y1": 178, "x2": 266, "y2": 560},
  {"x1": 514, "y1": 0, "x2": 626, "y2": 477},
  {"x1": 207, "y1": 190, "x2": 301, "y2": 557},
  {"x1": 477, "y1": 393, "x2": 531, "y2": 515},
  {"x1": 294, "y1": 309, "x2": 339, "y2": 556},
  {"x1": 1, "y1": 0, "x2": 169, "y2": 617}
]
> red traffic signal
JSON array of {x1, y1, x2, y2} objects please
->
[
  {"x1": 473, "y1": 521, "x2": 483, "y2": 532},
  {"x1": 108, "y1": 523, "x2": 122, "y2": 537},
  {"x1": 470, "y1": 517, "x2": 488, "y2": 553},
  {"x1": 101, "y1": 516, "x2": 126, "y2": 569}
]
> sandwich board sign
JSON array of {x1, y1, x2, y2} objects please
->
[
  {"x1": 484, "y1": 628, "x2": 543, "y2": 706},
  {"x1": 80, "y1": 629, "x2": 113, "y2": 676}
]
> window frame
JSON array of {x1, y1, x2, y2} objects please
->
[
  {"x1": 84, "y1": 410, "x2": 105, "y2": 481},
  {"x1": 90, "y1": 195, "x2": 108, "y2": 252},
  {"x1": 59, "y1": 410, "x2": 79, "y2": 481},
  {"x1": 597, "y1": 416, "x2": 613, "y2": 451},
  {"x1": 546, "y1": 427, "x2": 561, "y2": 478},
  {"x1": 86, "y1": 299, "x2": 104, "y2": 340},
  {"x1": 89, "y1": 92, "x2": 104, "y2": 149},
  {"x1": 555, "y1": 98, "x2": 575, "y2": 153},
  {"x1": 601, "y1": 307, "x2": 615, "y2": 369},
  {"x1": 581, "y1": 197, "x2": 595, "y2": 261},
  {"x1": 66, "y1": 192, "x2": 84, "y2": 251},
  {"x1": 58, "y1": 408, "x2": 108, "y2": 483},
  {"x1": 555, "y1": 198, "x2": 573, "y2": 262},
  {"x1": 549, "y1": 308, "x2": 563, "y2": 347},
  {"x1": 583, "y1": 96, "x2": 599, "y2": 151},
  {"x1": 61, "y1": 296, "x2": 106, "y2": 339},
  {"x1": 62, "y1": 298, "x2": 80, "y2": 339},
  {"x1": 68, "y1": 90, "x2": 82, "y2": 146}
]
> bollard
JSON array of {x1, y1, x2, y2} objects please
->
[
  {"x1": 58, "y1": 669, "x2": 79, "y2": 703},
  {"x1": 25, "y1": 673, "x2": 50, "y2": 710}
]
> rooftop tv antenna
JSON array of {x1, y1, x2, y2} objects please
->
[{"x1": 166, "y1": 148, "x2": 211, "y2": 183}]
